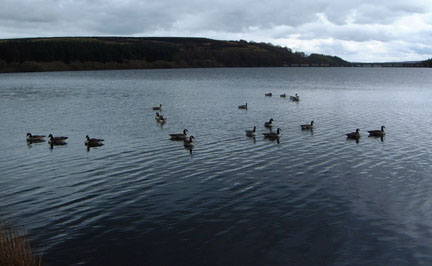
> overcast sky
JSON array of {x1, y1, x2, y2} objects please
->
[{"x1": 1, "y1": 0, "x2": 431, "y2": 62}]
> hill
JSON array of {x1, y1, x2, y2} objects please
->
[{"x1": 0, "y1": 37, "x2": 351, "y2": 73}]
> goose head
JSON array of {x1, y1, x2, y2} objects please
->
[
  {"x1": 381, "y1": 125, "x2": 385, "y2": 131},
  {"x1": 311, "y1": 121, "x2": 314, "y2": 125},
  {"x1": 276, "y1": 128, "x2": 281, "y2": 134},
  {"x1": 183, "y1": 129, "x2": 188, "y2": 135},
  {"x1": 48, "y1": 134, "x2": 53, "y2": 139},
  {"x1": 356, "y1": 128, "x2": 360, "y2": 133}
]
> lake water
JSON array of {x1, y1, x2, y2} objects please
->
[{"x1": 1, "y1": 67, "x2": 432, "y2": 265}]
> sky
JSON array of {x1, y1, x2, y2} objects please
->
[{"x1": 1, "y1": 0, "x2": 432, "y2": 62}]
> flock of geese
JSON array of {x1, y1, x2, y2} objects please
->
[
  {"x1": 152, "y1": 93, "x2": 386, "y2": 153},
  {"x1": 153, "y1": 104, "x2": 196, "y2": 150},
  {"x1": 26, "y1": 92, "x2": 386, "y2": 152},
  {"x1": 26, "y1": 133, "x2": 104, "y2": 149}
]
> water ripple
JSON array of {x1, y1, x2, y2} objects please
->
[{"x1": 2, "y1": 68, "x2": 432, "y2": 265}]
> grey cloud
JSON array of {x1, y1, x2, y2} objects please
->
[{"x1": 0, "y1": 0, "x2": 431, "y2": 62}]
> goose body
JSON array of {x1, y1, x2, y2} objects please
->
[
  {"x1": 368, "y1": 126, "x2": 385, "y2": 137},
  {"x1": 184, "y1": 136, "x2": 195, "y2": 148},
  {"x1": 301, "y1": 121, "x2": 314, "y2": 130},
  {"x1": 26, "y1": 133, "x2": 45, "y2": 141},
  {"x1": 170, "y1": 129, "x2": 188, "y2": 140},
  {"x1": 263, "y1": 128, "x2": 281, "y2": 139},
  {"x1": 48, "y1": 134, "x2": 68, "y2": 143},
  {"x1": 346, "y1": 129, "x2": 360, "y2": 139},
  {"x1": 280, "y1": 93, "x2": 287, "y2": 98},
  {"x1": 265, "y1": 93, "x2": 272, "y2": 97},
  {"x1": 157, "y1": 115, "x2": 167, "y2": 123},
  {"x1": 152, "y1": 104, "x2": 162, "y2": 111},
  {"x1": 245, "y1": 126, "x2": 256, "y2": 137},
  {"x1": 48, "y1": 134, "x2": 68, "y2": 145},
  {"x1": 85, "y1": 135, "x2": 104, "y2": 145},
  {"x1": 238, "y1": 103, "x2": 248, "y2": 109},
  {"x1": 264, "y1": 118, "x2": 274, "y2": 128}
]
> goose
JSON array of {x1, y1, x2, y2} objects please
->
[
  {"x1": 290, "y1": 93, "x2": 299, "y2": 101},
  {"x1": 263, "y1": 128, "x2": 281, "y2": 138},
  {"x1": 85, "y1": 135, "x2": 104, "y2": 145},
  {"x1": 26, "y1": 133, "x2": 45, "y2": 141},
  {"x1": 265, "y1": 93, "x2": 272, "y2": 97},
  {"x1": 280, "y1": 93, "x2": 287, "y2": 98},
  {"x1": 301, "y1": 121, "x2": 314, "y2": 130},
  {"x1": 170, "y1": 129, "x2": 188, "y2": 140},
  {"x1": 184, "y1": 136, "x2": 195, "y2": 148},
  {"x1": 245, "y1": 126, "x2": 256, "y2": 137},
  {"x1": 152, "y1": 104, "x2": 162, "y2": 111},
  {"x1": 346, "y1": 129, "x2": 360, "y2": 139},
  {"x1": 264, "y1": 118, "x2": 274, "y2": 128},
  {"x1": 48, "y1": 134, "x2": 68, "y2": 145},
  {"x1": 48, "y1": 134, "x2": 68, "y2": 142},
  {"x1": 157, "y1": 115, "x2": 167, "y2": 123},
  {"x1": 238, "y1": 103, "x2": 247, "y2": 109},
  {"x1": 368, "y1": 126, "x2": 385, "y2": 137}
]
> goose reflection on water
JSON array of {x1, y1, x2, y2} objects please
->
[
  {"x1": 49, "y1": 141, "x2": 67, "y2": 150},
  {"x1": 26, "y1": 139, "x2": 45, "y2": 149},
  {"x1": 26, "y1": 139, "x2": 45, "y2": 148},
  {"x1": 368, "y1": 135, "x2": 384, "y2": 142},
  {"x1": 264, "y1": 136, "x2": 280, "y2": 144},
  {"x1": 85, "y1": 142, "x2": 104, "y2": 152}
]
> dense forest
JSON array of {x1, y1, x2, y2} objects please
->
[{"x1": 0, "y1": 37, "x2": 351, "y2": 72}]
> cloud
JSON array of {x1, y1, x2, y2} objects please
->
[{"x1": 0, "y1": 0, "x2": 431, "y2": 62}]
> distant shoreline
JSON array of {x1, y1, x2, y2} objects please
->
[
  {"x1": 0, "y1": 37, "x2": 430, "y2": 73},
  {"x1": 0, "y1": 62, "x2": 429, "y2": 74}
]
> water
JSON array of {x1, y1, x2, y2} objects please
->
[{"x1": 1, "y1": 67, "x2": 432, "y2": 265}]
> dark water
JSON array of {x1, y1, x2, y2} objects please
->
[{"x1": 1, "y1": 67, "x2": 432, "y2": 265}]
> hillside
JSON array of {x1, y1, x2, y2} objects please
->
[{"x1": 0, "y1": 37, "x2": 351, "y2": 73}]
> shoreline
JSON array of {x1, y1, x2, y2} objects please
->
[{"x1": 0, "y1": 62, "x2": 430, "y2": 74}]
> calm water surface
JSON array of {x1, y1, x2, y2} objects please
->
[{"x1": 1, "y1": 67, "x2": 432, "y2": 265}]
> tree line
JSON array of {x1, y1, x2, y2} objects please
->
[{"x1": 0, "y1": 37, "x2": 353, "y2": 72}]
